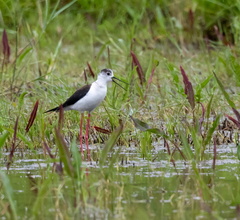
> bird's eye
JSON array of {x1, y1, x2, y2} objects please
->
[{"x1": 107, "y1": 72, "x2": 110, "y2": 76}]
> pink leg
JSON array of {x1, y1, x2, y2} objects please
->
[
  {"x1": 79, "y1": 113, "x2": 84, "y2": 155},
  {"x1": 85, "y1": 112, "x2": 91, "y2": 160}
]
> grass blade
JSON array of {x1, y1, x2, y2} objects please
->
[
  {"x1": 93, "y1": 126, "x2": 111, "y2": 134},
  {"x1": 195, "y1": 75, "x2": 212, "y2": 102},
  {"x1": 206, "y1": 95, "x2": 214, "y2": 120},
  {"x1": 131, "y1": 51, "x2": 145, "y2": 85},
  {"x1": 164, "y1": 138, "x2": 171, "y2": 155},
  {"x1": 232, "y1": 108, "x2": 240, "y2": 123},
  {"x1": 188, "y1": 9, "x2": 194, "y2": 31},
  {"x1": 164, "y1": 139, "x2": 176, "y2": 168},
  {"x1": 107, "y1": 46, "x2": 112, "y2": 68},
  {"x1": 55, "y1": 128, "x2": 75, "y2": 177},
  {"x1": 145, "y1": 61, "x2": 159, "y2": 98},
  {"x1": 213, "y1": 71, "x2": 236, "y2": 108},
  {"x1": 144, "y1": 128, "x2": 168, "y2": 140},
  {"x1": 32, "y1": 177, "x2": 52, "y2": 216},
  {"x1": 7, "y1": 117, "x2": 19, "y2": 169},
  {"x1": 0, "y1": 172, "x2": 17, "y2": 219},
  {"x1": 172, "y1": 141, "x2": 187, "y2": 161},
  {"x1": 99, "y1": 119, "x2": 124, "y2": 167},
  {"x1": 0, "y1": 130, "x2": 9, "y2": 149},
  {"x1": 16, "y1": 47, "x2": 32, "y2": 65},
  {"x1": 25, "y1": 100, "x2": 39, "y2": 133},
  {"x1": 213, "y1": 71, "x2": 240, "y2": 125},
  {"x1": 58, "y1": 104, "x2": 64, "y2": 130},
  {"x1": 18, "y1": 92, "x2": 27, "y2": 112},
  {"x1": 179, "y1": 130, "x2": 194, "y2": 160},
  {"x1": 70, "y1": 137, "x2": 82, "y2": 180},
  {"x1": 225, "y1": 115, "x2": 240, "y2": 129},
  {"x1": 87, "y1": 62, "x2": 95, "y2": 78},
  {"x1": 83, "y1": 68, "x2": 87, "y2": 83},
  {"x1": 204, "y1": 115, "x2": 220, "y2": 146},
  {"x1": 130, "y1": 116, "x2": 150, "y2": 131},
  {"x1": 130, "y1": 116, "x2": 168, "y2": 138},
  {"x1": 147, "y1": 61, "x2": 158, "y2": 88},
  {"x1": 43, "y1": 141, "x2": 55, "y2": 159},
  {"x1": 213, "y1": 136, "x2": 217, "y2": 170},
  {"x1": 2, "y1": 29, "x2": 11, "y2": 63},
  {"x1": 198, "y1": 102, "x2": 205, "y2": 130},
  {"x1": 50, "y1": 0, "x2": 77, "y2": 20}
]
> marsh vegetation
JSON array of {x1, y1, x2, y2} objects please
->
[{"x1": 1, "y1": 0, "x2": 240, "y2": 219}]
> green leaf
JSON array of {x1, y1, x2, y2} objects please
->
[
  {"x1": 196, "y1": 75, "x2": 212, "y2": 102},
  {"x1": 32, "y1": 177, "x2": 52, "y2": 216},
  {"x1": 18, "y1": 92, "x2": 28, "y2": 112},
  {"x1": 213, "y1": 71, "x2": 236, "y2": 108},
  {"x1": 145, "y1": 128, "x2": 168, "y2": 138},
  {"x1": 204, "y1": 115, "x2": 220, "y2": 146},
  {"x1": 50, "y1": 0, "x2": 77, "y2": 20},
  {"x1": 0, "y1": 171, "x2": 17, "y2": 219},
  {"x1": 100, "y1": 120, "x2": 124, "y2": 167},
  {"x1": 206, "y1": 95, "x2": 214, "y2": 119},
  {"x1": 17, "y1": 48, "x2": 32, "y2": 65},
  {"x1": 179, "y1": 130, "x2": 194, "y2": 160},
  {"x1": 18, "y1": 133, "x2": 33, "y2": 148},
  {"x1": 130, "y1": 117, "x2": 169, "y2": 138},
  {"x1": 55, "y1": 128, "x2": 75, "y2": 177},
  {"x1": 70, "y1": 138, "x2": 83, "y2": 181},
  {"x1": 0, "y1": 130, "x2": 9, "y2": 149},
  {"x1": 130, "y1": 116, "x2": 150, "y2": 131}
]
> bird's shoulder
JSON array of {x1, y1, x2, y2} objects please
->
[{"x1": 63, "y1": 84, "x2": 91, "y2": 107}]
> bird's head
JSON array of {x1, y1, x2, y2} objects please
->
[
  {"x1": 98, "y1": 68, "x2": 128, "y2": 90},
  {"x1": 98, "y1": 69, "x2": 114, "y2": 83}
]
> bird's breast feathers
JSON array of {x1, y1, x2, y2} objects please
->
[{"x1": 70, "y1": 82, "x2": 107, "y2": 112}]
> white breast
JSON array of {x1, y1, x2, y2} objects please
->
[{"x1": 70, "y1": 82, "x2": 107, "y2": 112}]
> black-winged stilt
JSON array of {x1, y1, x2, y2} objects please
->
[{"x1": 45, "y1": 68, "x2": 126, "y2": 158}]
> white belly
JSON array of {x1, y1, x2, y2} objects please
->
[{"x1": 70, "y1": 83, "x2": 107, "y2": 112}]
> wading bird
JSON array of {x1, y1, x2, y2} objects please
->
[{"x1": 45, "y1": 68, "x2": 126, "y2": 158}]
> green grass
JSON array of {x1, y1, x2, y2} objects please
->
[{"x1": 1, "y1": 0, "x2": 240, "y2": 219}]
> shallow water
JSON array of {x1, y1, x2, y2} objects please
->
[{"x1": 1, "y1": 143, "x2": 240, "y2": 219}]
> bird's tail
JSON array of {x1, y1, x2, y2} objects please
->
[{"x1": 44, "y1": 106, "x2": 59, "y2": 113}]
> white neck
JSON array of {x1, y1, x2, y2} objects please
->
[{"x1": 95, "y1": 76, "x2": 108, "y2": 87}]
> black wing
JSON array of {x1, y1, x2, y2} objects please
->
[
  {"x1": 62, "y1": 84, "x2": 91, "y2": 107},
  {"x1": 45, "y1": 84, "x2": 91, "y2": 113}
]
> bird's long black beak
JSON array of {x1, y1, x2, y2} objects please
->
[{"x1": 112, "y1": 76, "x2": 128, "y2": 91}]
